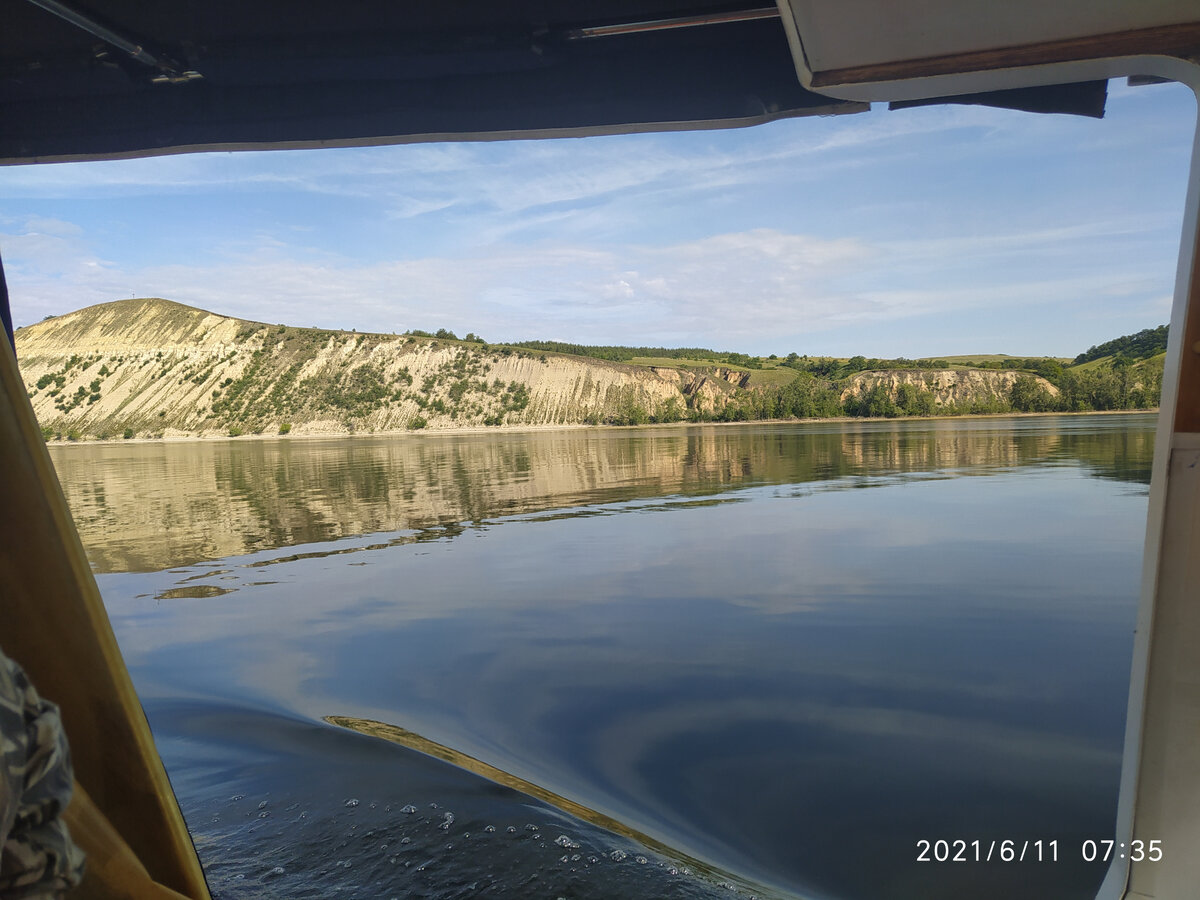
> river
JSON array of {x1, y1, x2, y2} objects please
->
[{"x1": 49, "y1": 413, "x2": 1155, "y2": 900}]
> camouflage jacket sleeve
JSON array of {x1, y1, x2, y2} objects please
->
[{"x1": 0, "y1": 649, "x2": 85, "y2": 898}]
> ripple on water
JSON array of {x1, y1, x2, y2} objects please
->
[{"x1": 188, "y1": 790, "x2": 770, "y2": 900}]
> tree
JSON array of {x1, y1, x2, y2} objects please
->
[{"x1": 1009, "y1": 375, "x2": 1053, "y2": 412}]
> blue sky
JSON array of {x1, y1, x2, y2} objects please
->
[{"x1": 1, "y1": 80, "x2": 1195, "y2": 358}]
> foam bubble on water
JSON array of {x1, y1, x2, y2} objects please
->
[
  {"x1": 344, "y1": 799, "x2": 359, "y2": 808},
  {"x1": 635, "y1": 856, "x2": 648, "y2": 865},
  {"x1": 429, "y1": 803, "x2": 439, "y2": 809},
  {"x1": 506, "y1": 826, "x2": 516, "y2": 834},
  {"x1": 229, "y1": 794, "x2": 244, "y2": 802},
  {"x1": 437, "y1": 812, "x2": 455, "y2": 831},
  {"x1": 524, "y1": 823, "x2": 538, "y2": 831},
  {"x1": 609, "y1": 850, "x2": 627, "y2": 862},
  {"x1": 483, "y1": 825, "x2": 496, "y2": 833},
  {"x1": 571, "y1": 853, "x2": 581, "y2": 862},
  {"x1": 668, "y1": 867, "x2": 679, "y2": 876},
  {"x1": 400, "y1": 837, "x2": 411, "y2": 845},
  {"x1": 553, "y1": 835, "x2": 580, "y2": 849},
  {"x1": 400, "y1": 804, "x2": 417, "y2": 814},
  {"x1": 266, "y1": 866, "x2": 285, "y2": 877},
  {"x1": 257, "y1": 800, "x2": 268, "y2": 810},
  {"x1": 257, "y1": 812, "x2": 269, "y2": 819},
  {"x1": 369, "y1": 802, "x2": 377, "y2": 809},
  {"x1": 380, "y1": 843, "x2": 388, "y2": 851},
  {"x1": 560, "y1": 855, "x2": 570, "y2": 863}
]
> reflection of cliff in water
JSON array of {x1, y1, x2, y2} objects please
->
[{"x1": 51, "y1": 414, "x2": 1155, "y2": 574}]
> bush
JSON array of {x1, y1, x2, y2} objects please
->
[
  {"x1": 407, "y1": 415, "x2": 428, "y2": 430},
  {"x1": 123, "y1": 427, "x2": 135, "y2": 439},
  {"x1": 278, "y1": 422, "x2": 292, "y2": 434},
  {"x1": 228, "y1": 425, "x2": 245, "y2": 437}
]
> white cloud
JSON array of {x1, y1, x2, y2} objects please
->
[{"x1": 4, "y1": 210, "x2": 1177, "y2": 355}]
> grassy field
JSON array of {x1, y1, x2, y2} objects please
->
[
  {"x1": 745, "y1": 366, "x2": 801, "y2": 387},
  {"x1": 935, "y1": 354, "x2": 1074, "y2": 365},
  {"x1": 1071, "y1": 352, "x2": 1167, "y2": 373},
  {"x1": 628, "y1": 356, "x2": 799, "y2": 388},
  {"x1": 628, "y1": 356, "x2": 720, "y2": 369}
]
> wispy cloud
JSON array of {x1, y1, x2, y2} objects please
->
[
  {"x1": 4, "y1": 211, "x2": 1173, "y2": 357},
  {"x1": 2, "y1": 81, "x2": 1192, "y2": 355}
]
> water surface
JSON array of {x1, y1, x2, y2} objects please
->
[{"x1": 51, "y1": 414, "x2": 1154, "y2": 899}]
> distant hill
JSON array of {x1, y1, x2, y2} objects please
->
[
  {"x1": 15, "y1": 299, "x2": 1161, "y2": 441},
  {"x1": 16, "y1": 299, "x2": 748, "y2": 440},
  {"x1": 1074, "y1": 325, "x2": 1169, "y2": 365}
]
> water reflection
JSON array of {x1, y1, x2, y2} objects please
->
[
  {"x1": 53, "y1": 414, "x2": 1154, "y2": 574},
  {"x1": 81, "y1": 413, "x2": 1156, "y2": 900}
]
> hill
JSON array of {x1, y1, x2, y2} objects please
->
[
  {"x1": 15, "y1": 300, "x2": 1160, "y2": 441},
  {"x1": 17, "y1": 299, "x2": 748, "y2": 439}
]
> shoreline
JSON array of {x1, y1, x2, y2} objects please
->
[{"x1": 44, "y1": 407, "x2": 1159, "y2": 448}]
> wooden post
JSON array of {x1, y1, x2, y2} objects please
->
[{"x1": 0, "y1": 333, "x2": 210, "y2": 898}]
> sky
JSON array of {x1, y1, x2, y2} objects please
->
[{"x1": 1, "y1": 80, "x2": 1196, "y2": 358}]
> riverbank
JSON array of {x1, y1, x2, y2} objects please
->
[{"x1": 43, "y1": 407, "x2": 1158, "y2": 447}]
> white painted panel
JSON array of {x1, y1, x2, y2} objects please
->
[{"x1": 782, "y1": 0, "x2": 1198, "y2": 73}]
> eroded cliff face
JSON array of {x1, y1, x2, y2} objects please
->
[
  {"x1": 17, "y1": 299, "x2": 735, "y2": 439},
  {"x1": 17, "y1": 298, "x2": 1065, "y2": 441},
  {"x1": 841, "y1": 369, "x2": 1059, "y2": 406}
]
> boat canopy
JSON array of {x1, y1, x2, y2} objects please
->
[{"x1": 1, "y1": 0, "x2": 1130, "y2": 164}]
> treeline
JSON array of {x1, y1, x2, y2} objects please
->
[
  {"x1": 752, "y1": 364, "x2": 1159, "y2": 422},
  {"x1": 1074, "y1": 325, "x2": 1168, "y2": 365},
  {"x1": 602, "y1": 361, "x2": 1163, "y2": 427},
  {"x1": 506, "y1": 340, "x2": 764, "y2": 368},
  {"x1": 782, "y1": 353, "x2": 1065, "y2": 381}
]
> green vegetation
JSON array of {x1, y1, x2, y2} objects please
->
[
  {"x1": 1074, "y1": 325, "x2": 1168, "y2": 365},
  {"x1": 511, "y1": 340, "x2": 757, "y2": 366},
  {"x1": 21, "y1": 300, "x2": 1167, "y2": 440}
]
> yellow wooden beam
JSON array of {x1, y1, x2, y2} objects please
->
[{"x1": 0, "y1": 334, "x2": 209, "y2": 898}]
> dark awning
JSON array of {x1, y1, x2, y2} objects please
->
[{"x1": 1, "y1": 1, "x2": 868, "y2": 163}]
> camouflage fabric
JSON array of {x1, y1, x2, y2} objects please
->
[{"x1": 0, "y1": 649, "x2": 85, "y2": 898}]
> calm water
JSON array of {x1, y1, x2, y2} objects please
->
[{"x1": 51, "y1": 414, "x2": 1155, "y2": 900}]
